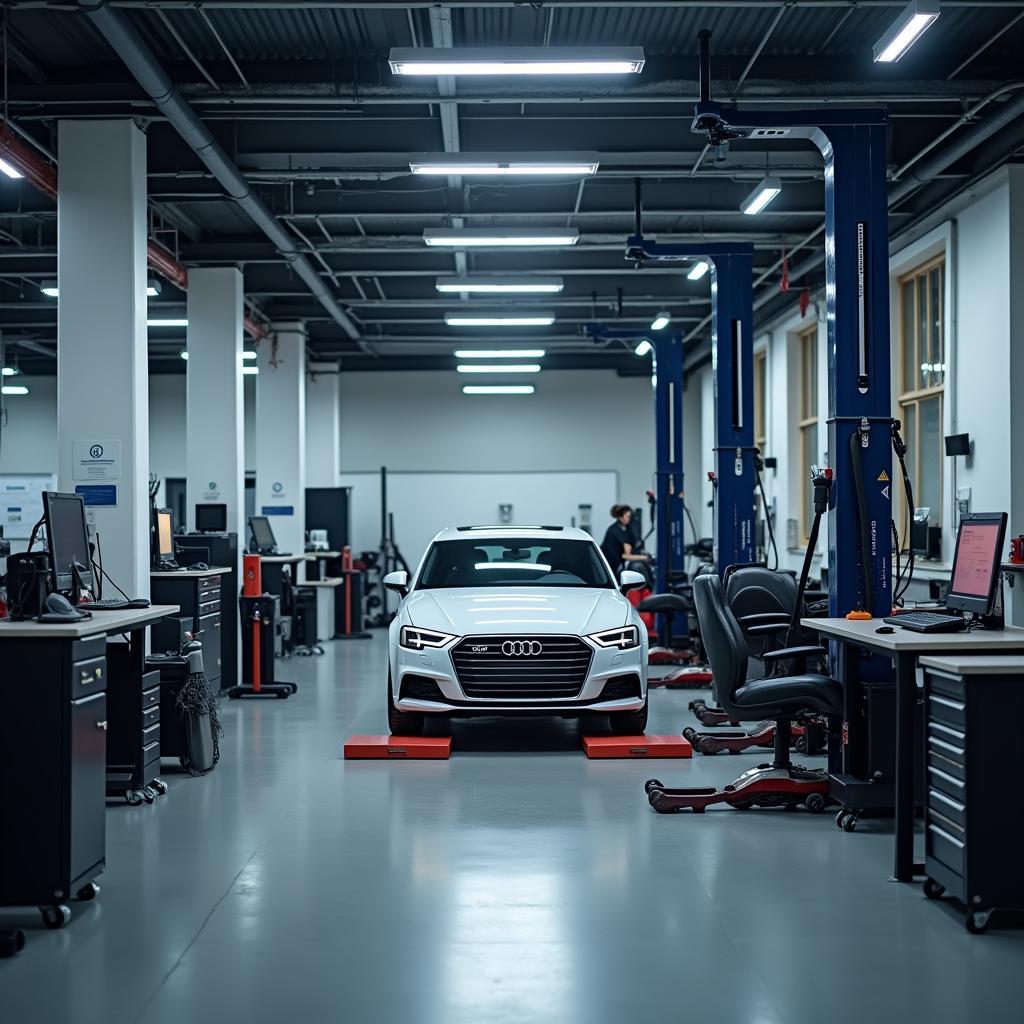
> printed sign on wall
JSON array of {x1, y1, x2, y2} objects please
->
[{"x1": 72, "y1": 439, "x2": 122, "y2": 481}]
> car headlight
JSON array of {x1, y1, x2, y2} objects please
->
[
  {"x1": 400, "y1": 626, "x2": 457, "y2": 650},
  {"x1": 588, "y1": 625, "x2": 640, "y2": 650}
]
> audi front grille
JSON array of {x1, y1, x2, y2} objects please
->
[{"x1": 450, "y1": 635, "x2": 593, "y2": 699}]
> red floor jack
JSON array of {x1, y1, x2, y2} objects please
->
[
  {"x1": 645, "y1": 719, "x2": 830, "y2": 813},
  {"x1": 682, "y1": 717, "x2": 827, "y2": 756},
  {"x1": 228, "y1": 555, "x2": 296, "y2": 699}
]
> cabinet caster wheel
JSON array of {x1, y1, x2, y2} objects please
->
[
  {"x1": 40, "y1": 905, "x2": 71, "y2": 930},
  {"x1": 142, "y1": 787, "x2": 156, "y2": 804},
  {"x1": 125, "y1": 790, "x2": 143, "y2": 806},
  {"x1": 966, "y1": 911, "x2": 992, "y2": 934},
  {"x1": 276, "y1": 691, "x2": 289, "y2": 699},
  {"x1": 151, "y1": 779, "x2": 168, "y2": 796},
  {"x1": 0, "y1": 929, "x2": 25, "y2": 957},
  {"x1": 76, "y1": 882, "x2": 100, "y2": 902},
  {"x1": 923, "y1": 878, "x2": 946, "y2": 901},
  {"x1": 795, "y1": 737, "x2": 807, "y2": 754},
  {"x1": 805, "y1": 793, "x2": 826, "y2": 814},
  {"x1": 644, "y1": 779, "x2": 664, "y2": 795},
  {"x1": 834, "y1": 810, "x2": 847, "y2": 829},
  {"x1": 843, "y1": 814, "x2": 858, "y2": 832}
]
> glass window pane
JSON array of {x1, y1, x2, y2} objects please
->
[
  {"x1": 801, "y1": 424, "x2": 816, "y2": 534},
  {"x1": 919, "y1": 396, "x2": 942, "y2": 524},
  {"x1": 899, "y1": 402, "x2": 917, "y2": 547},
  {"x1": 929, "y1": 265, "x2": 944, "y2": 386},
  {"x1": 901, "y1": 280, "x2": 915, "y2": 395},
  {"x1": 917, "y1": 274, "x2": 929, "y2": 390}
]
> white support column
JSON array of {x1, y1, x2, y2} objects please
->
[
  {"x1": 304, "y1": 369, "x2": 341, "y2": 488},
  {"x1": 185, "y1": 267, "x2": 245, "y2": 540},
  {"x1": 57, "y1": 119, "x2": 149, "y2": 599},
  {"x1": 255, "y1": 322, "x2": 306, "y2": 555}
]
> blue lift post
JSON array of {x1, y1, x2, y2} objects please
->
[
  {"x1": 584, "y1": 323, "x2": 686, "y2": 640},
  {"x1": 625, "y1": 239, "x2": 756, "y2": 576},
  {"x1": 690, "y1": 30, "x2": 892, "y2": 620}
]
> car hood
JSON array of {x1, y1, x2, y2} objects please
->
[{"x1": 405, "y1": 587, "x2": 630, "y2": 636}]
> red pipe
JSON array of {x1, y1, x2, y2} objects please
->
[{"x1": 0, "y1": 126, "x2": 267, "y2": 340}]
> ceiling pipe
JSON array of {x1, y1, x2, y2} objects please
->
[
  {"x1": 0, "y1": 124, "x2": 268, "y2": 339},
  {"x1": 79, "y1": 0, "x2": 363, "y2": 348}
]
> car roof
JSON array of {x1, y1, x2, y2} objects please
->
[{"x1": 430, "y1": 525, "x2": 596, "y2": 544}]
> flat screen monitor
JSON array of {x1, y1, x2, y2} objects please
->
[
  {"x1": 196, "y1": 503, "x2": 227, "y2": 533},
  {"x1": 154, "y1": 508, "x2": 175, "y2": 563},
  {"x1": 43, "y1": 491, "x2": 94, "y2": 594},
  {"x1": 249, "y1": 515, "x2": 277, "y2": 553},
  {"x1": 946, "y1": 512, "x2": 1007, "y2": 615}
]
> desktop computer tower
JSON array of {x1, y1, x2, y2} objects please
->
[{"x1": 175, "y1": 532, "x2": 239, "y2": 692}]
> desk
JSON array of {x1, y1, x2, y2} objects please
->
[
  {"x1": 802, "y1": 617, "x2": 1024, "y2": 882},
  {"x1": 306, "y1": 550, "x2": 342, "y2": 582},
  {"x1": 305, "y1": 577, "x2": 341, "y2": 641},
  {"x1": 260, "y1": 553, "x2": 314, "y2": 593},
  {"x1": 0, "y1": 604, "x2": 176, "y2": 927}
]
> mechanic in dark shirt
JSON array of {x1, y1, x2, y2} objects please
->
[{"x1": 600, "y1": 504, "x2": 652, "y2": 577}]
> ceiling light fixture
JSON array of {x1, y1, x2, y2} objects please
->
[
  {"x1": 42, "y1": 280, "x2": 160, "y2": 298},
  {"x1": 148, "y1": 318, "x2": 189, "y2": 328},
  {"x1": 0, "y1": 157, "x2": 23, "y2": 180},
  {"x1": 687, "y1": 261, "x2": 710, "y2": 282},
  {"x1": 411, "y1": 154, "x2": 598, "y2": 177},
  {"x1": 2, "y1": 385, "x2": 29, "y2": 395},
  {"x1": 445, "y1": 313, "x2": 555, "y2": 327},
  {"x1": 243, "y1": 351, "x2": 257, "y2": 360},
  {"x1": 650, "y1": 312, "x2": 671, "y2": 331},
  {"x1": 2, "y1": 366, "x2": 20, "y2": 376},
  {"x1": 389, "y1": 47, "x2": 645, "y2": 76},
  {"x1": 456, "y1": 364, "x2": 541, "y2": 374},
  {"x1": 463, "y1": 385, "x2": 536, "y2": 395},
  {"x1": 740, "y1": 176, "x2": 783, "y2": 216},
  {"x1": 634, "y1": 339, "x2": 653, "y2": 356},
  {"x1": 453, "y1": 349, "x2": 546, "y2": 359},
  {"x1": 424, "y1": 229, "x2": 579, "y2": 248},
  {"x1": 242, "y1": 366, "x2": 259, "y2": 375},
  {"x1": 436, "y1": 276, "x2": 564, "y2": 294},
  {"x1": 873, "y1": 0, "x2": 940, "y2": 63}
]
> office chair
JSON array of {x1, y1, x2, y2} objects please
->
[{"x1": 646, "y1": 573, "x2": 842, "y2": 813}]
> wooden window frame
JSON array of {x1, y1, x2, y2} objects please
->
[{"x1": 798, "y1": 326, "x2": 818, "y2": 542}]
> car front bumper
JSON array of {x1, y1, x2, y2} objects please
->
[{"x1": 393, "y1": 637, "x2": 647, "y2": 714}]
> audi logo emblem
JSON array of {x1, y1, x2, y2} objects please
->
[{"x1": 502, "y1": 640, "x2": 543, "y2": 657}]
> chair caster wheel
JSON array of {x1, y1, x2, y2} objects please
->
[
  {"x1": 923, "y1": 878, "x2": 946, "y2": 901},
  {"x1": 40, "y1": 905, "x2": 71, "y2": 929},
  {"x1": 76, "y1": 882, "x2": 100, "y2": 901},
  {"x1": 843, "y1": 814, "x2": 858, "y2": 832},
  {"x1": 804, "y1": 792, "x2": 826, "y2": 814},
  {"x1": 151, "y1": 779, "x2": 168, "y2": 796},
  {"x1": 142, "y1": 787, "x2": 156, "y2": 804},
  {"x1": 644, "y1": 779, "x2": 664, "y2": 794},
  {"x1": 125, "y1": 789, "x2": 143, "y2": 806},
  {"x1": 966, "y1": 910, "x2": 992, "y2": 934}
]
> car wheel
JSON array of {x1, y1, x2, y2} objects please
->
[
  {"x1": 608, "y1": 702, "x2": 648, "y2": 735},
  {"x1": 387, "y1": 670, "x2": 425, "y2": 736}
]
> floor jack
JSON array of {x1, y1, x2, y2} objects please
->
[
  {"x1": 645, "y1": 720, "x2": 831, "y2": 813},
  {"x1": 683, "y1": 717, "x2": 827, "y2": 756},
  {"x1": 228, "y1": 555, "x2": 296, "y2": 699}
]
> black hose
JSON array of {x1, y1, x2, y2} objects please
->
[
  {"x1": 892, "y1": 431, "x2": 916, "y2": 605},
  {"x1": 848, "y1": 428, "x2": 875, "y2": 613},
  {"x1": 787, "y1": 503, "x2": 823, "y2": 648},
  {"x1": 754, "y1": 455, "x2": 779, "y2": 570}
]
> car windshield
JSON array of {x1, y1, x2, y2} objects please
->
[{"x1": 417, "y1": 538, "x2": 614, "y2": 590}]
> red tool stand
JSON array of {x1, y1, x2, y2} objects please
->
[
  {"x1": 344, "y1": 735, "x2": 452, "y2": 759},
  {"x1": 228, "y1": 554, "x2": 296, "y2": 699},
  {"x1": 333, "y1": 548, "x2": 371, "y2": 641}
]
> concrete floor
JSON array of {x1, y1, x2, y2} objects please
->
[{"x1": 2, "y1": 634, "x2": 1023, "y2": 1024}]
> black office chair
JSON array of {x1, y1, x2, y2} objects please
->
[{"x1": 646, "y1": 573, "x2": 842, "y2": 813}]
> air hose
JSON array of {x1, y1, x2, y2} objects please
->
[
  {"x1": 754, "y1": 451, "x2": 779, "y2": 571},
  {"x1": 890, "y1": 419, "x2": 915, "y2": 607}
]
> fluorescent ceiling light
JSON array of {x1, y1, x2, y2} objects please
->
[
  {"x1": 411, "y1": 154, "x2": 598, "y2": 177},
  {"x1": 243, "y1": 351, "x2": 257, "y2": 360},
  {"x1": 41, "y1": 280, "x2": 160, "y2": 298},
  {"x1": 2, "y1": 385, "x2": 29, "y2": 395},
  {"x1": 463, "y1": 385, "x2": 535, "y2": 395},
  {"x1": 389, "y1": 47, "x2": 645, "y2": 76},
  {"x1": 242, "y1": 366, "x2": 259, "y2": 375},
  {"x1": 741, "y1": 176, "x2": 783, "y2": 216},
  {"x1": 687, "y1": 261, "x2": 710, "y2": 282},
  {"x1": 457, "y1": 364, "x2": 541, "y2": 374},
  {"x1": 148, "y1": 318, "x2": 188, "y2": 328},
  {"x1": 180, "y1": 351, "x2": 189, "y2": 360},
  {"x1": 650, "y1": 312, "x2": 671, "y2": 331},
  {"x1": 454, "y1": 349, "x2": 546, "y2": 359},
  {"x1": 873, "y1": 0, "x2": 940, "y2": 63},
  {"x1": 436, "y1": 276, "x2": 564, "y2": 294},
  {"x1": 635, "y1": 339, "x2": 653, "y2": 357},
  {"x1": 424, "y1": 228, "x2": 579, "y2": 248},
  {"x1": 0, "y1": 157, "x2": 23, "y2": 180},
  {"x1": 446, "y1": 313, "x2": 555, "y2": 327},
  {"x1": 146, "y1": 279, "x2": 161, "y2": 297},
  {"x1": 2, "y1": 366, "x2": 19, "y2": 376}
]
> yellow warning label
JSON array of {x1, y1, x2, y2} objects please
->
[{"x1": 877, "y1": 470, "x2": 890, "y2": 482}]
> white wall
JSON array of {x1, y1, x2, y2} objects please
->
[{"x1": 338, "y1": 369, "x2": 655, "y2": 515}]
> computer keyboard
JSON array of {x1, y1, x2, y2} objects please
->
[
  {"x1": 82, "y1": 598, "x2": 151, "y2": 611},
  {"x1": 883, "y1": 611, "x2": 966, "y2": 634}
]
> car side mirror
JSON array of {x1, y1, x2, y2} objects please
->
[
  {"x1": 383, "y1": 570, "x2": 409, "y2": 597},
  {"x1": 619, "y1": 570, "x2": 647, "y2": 594}
]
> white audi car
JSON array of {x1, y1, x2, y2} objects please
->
[{"x1": 384, "y1": 526, "x2": 650, "y2": 735}]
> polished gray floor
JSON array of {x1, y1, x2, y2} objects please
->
[{"x1": 2, "y1": 635, "x2": 1023, "y2": 1024}]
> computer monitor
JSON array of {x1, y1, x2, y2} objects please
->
[
  {"x1": 946, "y1": 512, "x2": 1007, "y2": 615},
  {"x1": 249, "y1": 515, "x2": 277, "y2": 554},
  {"x1": 42, "y1": 491, "x2": 94, "y2": 595},
  {"x1": 195, "y1": 503, "x2": 227, "y2": 533},
  {"x1": 154, "y1": 508, "x2": 175, "y2": 565}
]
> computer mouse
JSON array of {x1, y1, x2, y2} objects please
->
[
  {"x1": 875, "y1": 625, "x2": 896, "y2": 634},
  {"x1": 39, "y1": 592, "x2": 91, "y2": 623}
]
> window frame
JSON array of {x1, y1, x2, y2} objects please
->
[
  {"x1": 753, "y1": 348, "x2": 767, "y2": 454},
  {"x1": 797, "y1": 325, "x2": 818, "y2": 543}
]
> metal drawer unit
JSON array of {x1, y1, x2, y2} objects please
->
[{"x1": 921, "y1": 658, "x2": 1024, "y2": 933}]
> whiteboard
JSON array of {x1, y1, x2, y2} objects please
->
[
  {"x1": 0, "y1": 473, "x2": 55, "y2": 539},
  {"x1": 339, "y1": 470, "x2": 619, "y2": 573}
]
